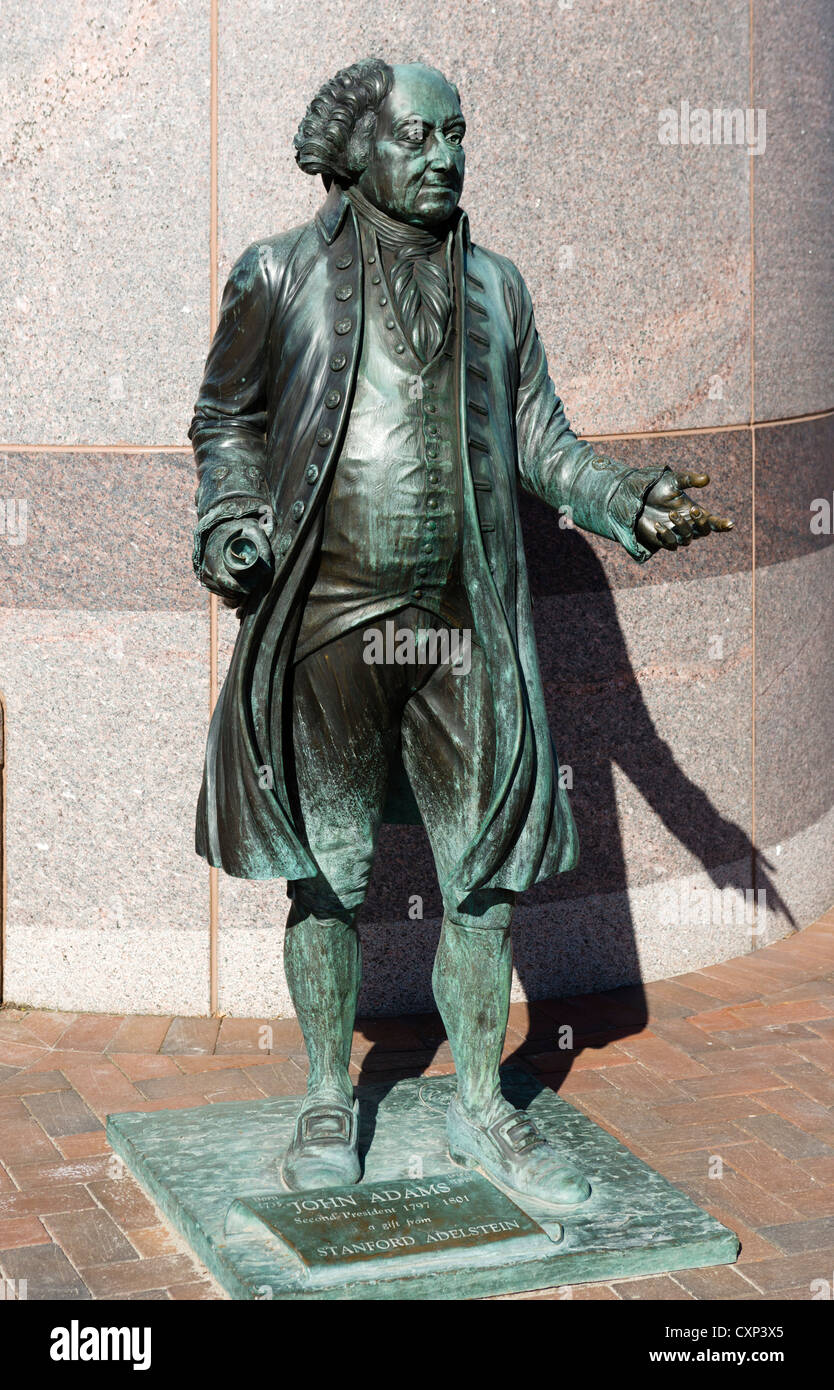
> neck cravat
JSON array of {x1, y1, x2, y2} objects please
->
[{"x1": 346, "y1": 185, "x2": 452, "y2": 363}]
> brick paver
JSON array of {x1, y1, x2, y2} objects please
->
[{"x1": 0, "y1": 907, "x2": 833, "y2": 1301}]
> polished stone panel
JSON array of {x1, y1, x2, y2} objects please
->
[
  {"x1": 755, "y1": 547, "x2": 834, "y2": 913},
  {"x1": 754, "y1": 411, "x2": 834, "y2": 933},
  {"x1": 0, "y1": 449, "x2": 209, "y2": 1009},
  {"x1": 754, "y1": 415, "x2": 834, "y2": 570},
  {"x1": 106, "y1": 1071, "x2": 738, "y2": 1299},
  {"x1": 0, "y1": 3, "x2": 210, "y2": 445},
  {"x1": 4, "y1": 925, "x2": 209, "y2": 1016},
  {"x1": 0, "y1": 608, "x2": 208, "y2": 1014},
  {"x1": 0, "y1": 451, "x2": 202, "y2": 609},
  {"x1": 753, "y1": 0, "x2": 834, "y2": 420},
  {"x1": 219, "y1": 0, "x2": 752, "y2": 434},
  {"x1": 218, "y1": 887, "x2": 293, "y2": 1018}
]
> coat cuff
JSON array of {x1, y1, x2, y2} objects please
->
[
  {"x1": 194, "y1": 457, "x2": 272, "y2": 516},
  {"x1": 607, "y1": 465, "x2": 676, "y2": 562}
]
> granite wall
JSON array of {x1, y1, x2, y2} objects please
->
[{"x1": 1, "y1": 0, "x2": 831, "y2": 1016}]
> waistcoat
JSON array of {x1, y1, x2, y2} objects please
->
[{"x1": 294, "y1": 218, "x2": 470, "y2": 661}]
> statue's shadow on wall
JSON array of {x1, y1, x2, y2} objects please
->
[{"x1": 354, "y1": 498, "x2": 791, "y2": 1092}]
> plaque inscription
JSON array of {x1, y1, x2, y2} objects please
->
[{"x1": 226, "y1": 1171, "x2": 550, "y2": 1272}]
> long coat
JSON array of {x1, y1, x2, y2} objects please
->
[{"x1": 190, "y1": 183, "x2": 669, "y2": 908}]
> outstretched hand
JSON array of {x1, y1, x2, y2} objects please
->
[{"x1": 636, "y1": 471, "x2": 734, "y2": 553}]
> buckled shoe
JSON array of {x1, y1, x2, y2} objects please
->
[
  {"x1": 281, "y1": 1098, "x2": 361, "y2": 1192},
  {"x1": 446, "y1": 1097, "x2": 591, "y2": 1207}
]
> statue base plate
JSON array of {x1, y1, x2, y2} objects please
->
[{"x1": 106, "y1": 1070, "x2": 739, "y2": 1300}]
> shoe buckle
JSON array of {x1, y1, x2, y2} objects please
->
[
  {"x1": 487, "y1": 1111, "x2": 544, "y2": 1158},
  {"x1": 298, "y1": 1106, "x2": 354, "y2": 1146}
]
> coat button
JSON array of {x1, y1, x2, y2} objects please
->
[
  {"x1": 291, "y1": 500, "x2": 305, "y2": 522},
  {"x1": 305, "y1": 464, "x2": 319, "y2": 485},
  {"x1": 330, "y1": 353, "x2": 347, "y2": 370},
  {"x1": 335, "y1": 285, "x2": 353, "y2": 301},
  {"x1": 278, "y1": 534, "x2": 291, "y2": 555},
  {"x1": 316, "y1": 427, "x2": 333, "y2": 446},
  {"x1": 334, "y1": 318, "x2": 353, "y2": 335},
  {"x1": 335, "y1": 254, "x2": 353, "y2": 269},
  {"x1": 212, "y1": 465, "x2": 229, "y2": 480},
  {"x1": 426, "y1": 445, "x2": 438, "y2": 458},
  {"x1": 413, "y1": 589, "x2": 423, "y2": 599},
  {"x1": 324, "y1": 389, "x2": 341, "y2": 408}
]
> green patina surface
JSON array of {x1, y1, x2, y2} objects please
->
[{"x1": 106, "y1": 1071, "x2": 739, "y2": 1300}]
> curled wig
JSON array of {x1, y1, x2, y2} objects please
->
[{"x1": 294, "y1": 59, "x2": 394, "y2": 185}]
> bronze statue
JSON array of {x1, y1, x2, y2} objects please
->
[{"x1": 189, "y1": 60, "x2": 733, "y2": 1207}]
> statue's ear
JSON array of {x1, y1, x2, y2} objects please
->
[{"x1": 345, "y1": 110, "x2": 376, "y2": 177}]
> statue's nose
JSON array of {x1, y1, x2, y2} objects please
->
[{"x1": 427, "y1": 133, "x2": 457, "y2": 171}]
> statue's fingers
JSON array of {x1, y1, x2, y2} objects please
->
[
  {"x1": 672, "y1": 516, "x2": 694, "y2": 544},
  {"x1": 675, "y1": 470, "x2": 710, "y2": 490},
  {"x1": 708, "y1": 514, "x2": 735, "y2": 532},
  {"x1": 654, "y1": 522, "x2": 678, "y2": 550},
  {"x1": 688, "y1": 506, "x2": 712, "y2": 536}
]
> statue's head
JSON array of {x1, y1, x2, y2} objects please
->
[{"x1": 295, "y1": 59, "x2": 465, "y2": 229}]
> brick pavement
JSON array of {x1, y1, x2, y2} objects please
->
[{"x1": 1, "y1": 908, "x2": 833, "y2": 1300}]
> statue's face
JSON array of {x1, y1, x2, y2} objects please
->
[{"x1": 357, "y1": 64, "x2": 465, "y2": 227}]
